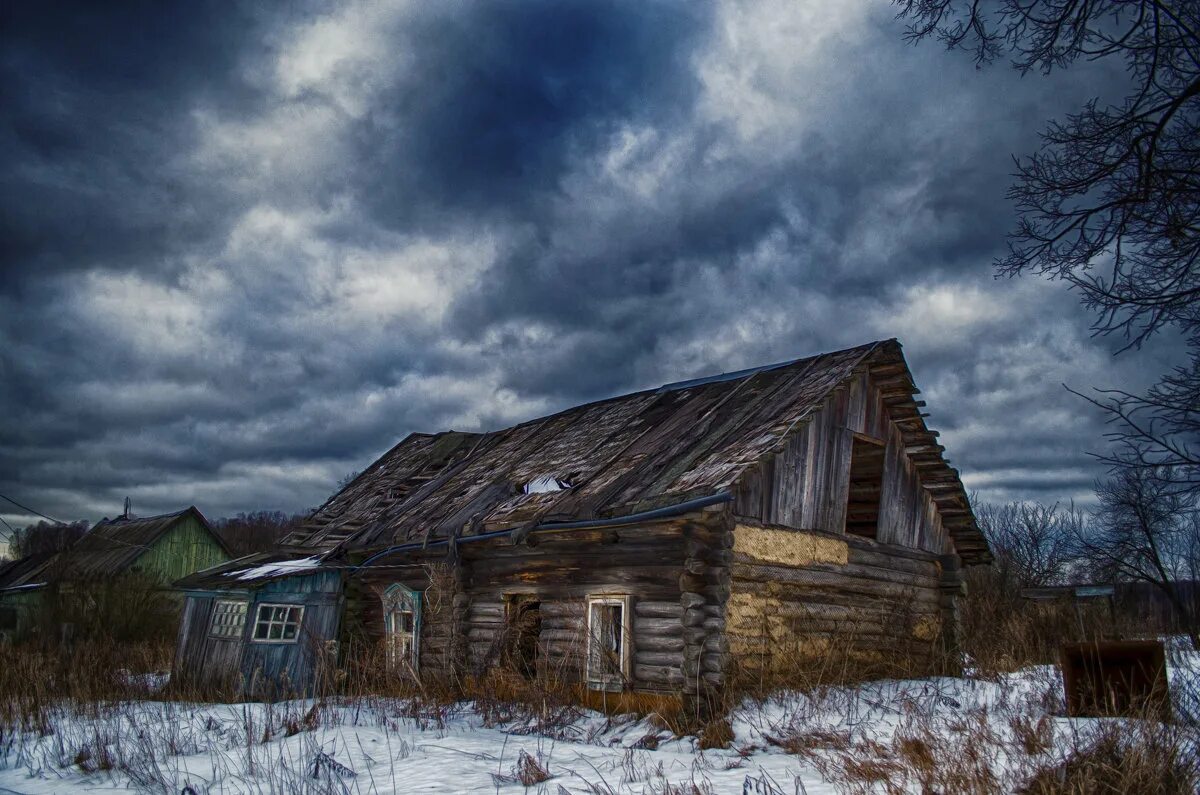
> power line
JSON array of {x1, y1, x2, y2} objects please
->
[
  {"x1": 0, "y1": 493, "x2": 63, "y2": 525},
  {"x1": 0, "y1": 514, "x2": 14, "y2": 535}
]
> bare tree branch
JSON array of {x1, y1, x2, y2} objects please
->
[{"x1": 895, "y1": 0, "x2": 1200, "y2": 494}]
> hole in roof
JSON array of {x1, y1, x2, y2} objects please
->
[{"x1": 523, "y1": 475, "x2": 573, "y2": 494}]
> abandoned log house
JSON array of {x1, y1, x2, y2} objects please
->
[{"x1": 172, "y1": 339, "x2": 991, "y2": 706}]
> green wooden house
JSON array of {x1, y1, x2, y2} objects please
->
[{"x1": 0, "y1": 506, "x2": 232, "y2": 641}]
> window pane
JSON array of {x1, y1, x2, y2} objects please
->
[
  {"x1": 212, "y1": 601, "x2": 248, "y2": 637},
  {"x1": 282, "y1": 623, "x2": 297, "y2": 639},
  {"x1": 254, "y1": 622, "x2": 269, "y2": 639},
  {"x1": 607, "y1": 605, "x2": 622, "y2": 655},
  {"x1": 269, "y1": 623, "x2": 283, "y2": 639},
  {"x1": 382, "y1": 587, "x2": 419, "y2": 670}
]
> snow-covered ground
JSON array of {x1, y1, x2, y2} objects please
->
[{"x1": 2, "y1": 647, "x2": 1196, "y2": 794}]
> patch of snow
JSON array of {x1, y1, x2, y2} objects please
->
[
  {"x1": 0, "y1": 582, "x2": 45, "y2": 592},
  {"x1": 228, "y1": 556, "x2": 323, "y2": 581},
  {"x1": 115, "y1": 670, "x2": 170, "y2": 693},
  {"x1": 1, "y1": 656, "x2": 1195, "y2": 794}
]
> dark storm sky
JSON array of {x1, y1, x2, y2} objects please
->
[{"x1": 0, "y1": 1, "x2": 1183, "y2": 535}]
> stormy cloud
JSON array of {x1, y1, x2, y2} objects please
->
[{"x1": 0, "y1": 0, "x2": 1181, "y2": 536}]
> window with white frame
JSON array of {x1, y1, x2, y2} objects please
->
[
  {"x1": 251, "y1": 603, "x2": 304, "y2": 643},
  {"x1": 383, "y1": 584, "x2": 420, "y2": 671},
  {"x1": 209, "y1": 600, "x2": 248, "y2": 639},
  {"x1": 586, "y1": 594, "x2": 632, "y2": 691}
]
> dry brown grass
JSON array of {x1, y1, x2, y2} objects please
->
[
  {"x1": 492, "y1": 748, "x2": 552, "y2": 786},
  {"x1": 3, "y1": 570, "x2": 1197, "y2": 795},
  {"x1": 1020, "y1": 703, "x2": 1200, "y2": 795},
  {"x1": 958, "y1": 566, "x2": 1143, "y2": 677},
  {"x1": 0, "y1": 638, "x2": 174, "y2": 734}
]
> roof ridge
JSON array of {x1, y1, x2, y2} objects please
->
[
  {"x1": 94, "y1": 506, "x2": 193, "y2": 527},
  {"x1": 444, "y1": 339, "x2": 894, "y2": 438}
]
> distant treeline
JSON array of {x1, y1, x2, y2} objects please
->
[
  {"x1": 4, "y1": 511, "x2": 311, "y2": 562},
  {"x1": 210, "y1": 511, "x2": 310, "y2": 556}
]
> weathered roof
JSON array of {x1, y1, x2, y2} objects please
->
[
  {"x1": 285, "y1": 339, "x2": 989, "y2": 563},
  {"x1": 60, "y1": 506, "x2": 225, "y2": 578},
  {"x1": 0, "y1": 551, "x2": 59, "y2": 593},
  {"x1": 174, "y1": 551, "x2": 333, "y2": 590}
]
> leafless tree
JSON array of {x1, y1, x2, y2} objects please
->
[
  {"x1": 1070, "y1": 359, "x2": 1199, "y2": 495},
  {"x1": 894, "y1": 1, "x2": 1200, "y2": 492},
  {"x1": 213, "y1": 511, "x2": 307, "y2": 556},
  {"x1": 1076, "y1": 463, "x2": 1200, "y2": 647},
  {"x1": 975, "y1": 500, "x2": 1083, "y2": 587},
  {"x1": 336, "y1": 470, "x2": 361, "y2": 491}
]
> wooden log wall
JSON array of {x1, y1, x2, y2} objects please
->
[
  {"x1": 173, "y1": 570, "x2": 344, "y2": 697},
  {"x1": 456, "y1": 520, "x2": 694, "y2": 694},
  {"x1": 732, "y1": 370, "x2": 950, "y2": 556},
  {"x1": 347, "y1": 551, "x2": 464, "y2": 684},
  {"x1": 725, "y1": 520, "x2": 949, "y2": 681},
  {"x1": 678, "y1": 519, "x2": 732, "y2": 709}
]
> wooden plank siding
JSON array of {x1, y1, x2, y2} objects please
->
[
  {"x1": 174, "y1": 595, "x2": 243, "y2": 690},
  {"x1": 732, "y1": 369, "x2": 950, "y2": 556},
  {"x1": 173, "y1": 570, "x2": 343, "y2": 697},
  {"x1": 344, "y1": 522, "x2": 692, "y2": 695},
  {"x1": 133, "y1": 513, "x2": 230, "y2": 584}
]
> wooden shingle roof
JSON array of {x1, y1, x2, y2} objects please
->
[
  {"x1": 285, "y1": 340, "x2": 989, "y2": 564},
  {"x1": 60, "y1": 506, "x2": 223, "y2": 578},
  {"x1": 0, "y1": 550, "x2": 59, "y2": 593}
]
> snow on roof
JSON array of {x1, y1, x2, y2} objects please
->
[
  {"x1": 227, "y1": 556, "x2": 323, "y2": 582},
  {"x1": 0, "y1": 581, "x2": 46, "y2": 593}
]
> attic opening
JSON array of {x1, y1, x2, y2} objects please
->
[
  {"x1": 845, "y1": 435, "x2": 885, "y2": 539},
  {"x1": 522, "y1": 475, "x2": 574, "y2": 494}
]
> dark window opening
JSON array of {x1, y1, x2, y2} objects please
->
[
  {"x1": 845, "y1": 436, "x2": 885, "y2": 539},
  {"x1": 505, "y1": 596, "x2": 542, "y2": 679}
]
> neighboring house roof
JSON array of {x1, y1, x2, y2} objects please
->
[
  {"x1": 174, "y1": 551, "x2": 332, "y2": 590},
  {"x1": 285, "y1": 339, "x2": 989, "y2": 564},
  {"x1": 1022, "y1": 584, "x2": 1116, "y2": 600},
  {"x1": 0, "y1": 550, "x2": 59, "y2": 594},
  {"x1": 60, "y1": 506, "x2": 227, "y2": 579}
]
